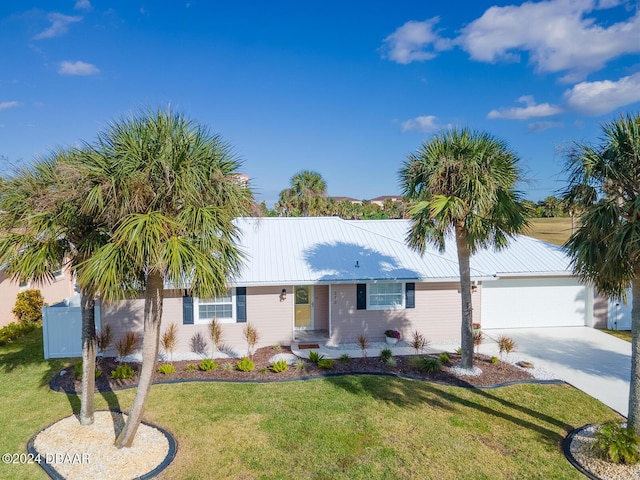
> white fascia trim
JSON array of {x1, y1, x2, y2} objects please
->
[{"x1": 494, "y1": 271, "x2": 573, "y2": 278}]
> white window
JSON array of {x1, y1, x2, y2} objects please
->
[
  {"x1": 367, "y1": 282, "x2": 404, "y2": 310},
  {"x1": 195, "y1": 291, "x2": 235, "y2": 324}
]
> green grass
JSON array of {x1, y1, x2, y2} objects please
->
[
  {"x1": 600, "y1": 329, "x2": 632, "y2": 342},
  {"x1": 525, "y1": 217, "x2": 575, "y2": 246},
  {"x1": 0, "y1": 328, "x2": 622, "y2": 479}
]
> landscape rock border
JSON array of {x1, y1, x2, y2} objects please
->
[
  {"x1": 563, "y1": 424, "x2": 604, "y2": 480},
  {"x1": 27, "y1": 411, "x2": 177, "y2": 480}
]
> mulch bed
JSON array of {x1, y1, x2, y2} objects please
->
[{"x1": 52, "y1": 346, "x2": 541, "y2": 394}]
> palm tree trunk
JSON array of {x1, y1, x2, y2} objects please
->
[
  {"x1": 455, "y1": 224, "x2": 474, "y2": 370},
  {"x1": 79, "y1": 291, "x2": 96, "y2": 425},
  {"x1": 629, "y1": 275, "x2": 640, "y2": 434},
  {"x1": 115, "y1": 271, "x2": 164, "y2": 448}
]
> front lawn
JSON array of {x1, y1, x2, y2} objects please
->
[
  {"x1": 600, "y1": 328, "x2": 632, "y2": 342},
  {"x1": 0, "y1": 328, "x2": 621, "y2": 479}
]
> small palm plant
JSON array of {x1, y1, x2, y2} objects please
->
[
  {"x1": 357, "y1": 333, "x2": 369, "y2": 358},
  {"x1": 160, "y1": 323, "x2": 178, "y2": 363},
  {"x1": 243, "y1": 323, "x2": 259, "y2": 359}
]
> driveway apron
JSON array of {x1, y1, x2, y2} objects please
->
[{"x1": 484, "y1": 327, "x2": 631, "y2": 417}]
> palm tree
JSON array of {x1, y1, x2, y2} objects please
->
[
  {"x1": 563, "y1": 113, "x2": 640, "y2": 433},
  {"x1": 279, "y1": 170, "x2": 327, "y2": 216},
  {"x1": 0, "y1": 152, "x2": 107, "y2": 425},
  {"x1": 400, "y1": 128, "x2": 527, "y2": 370},
  {"x1": 75, "y1": 108, "x2": 253, "y2": 448}
]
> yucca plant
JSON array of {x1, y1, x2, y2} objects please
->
[{"x1": 160, "y1": 323, "x2": 178, "y2": 363}]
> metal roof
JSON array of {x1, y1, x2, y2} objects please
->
[{"x1": 232, "y1": 217, "x2": 574, "y2": 286}]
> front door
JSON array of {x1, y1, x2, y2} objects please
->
[{"x1": 294, "y1": 285, "x2": 313, "y2": 329}]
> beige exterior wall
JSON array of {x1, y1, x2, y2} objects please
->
[
  {"x1": 329, "y1": 282, "x2": 479, "y2": 344},
  {"x1": 100, "y1": 286, "x2": 296, "y2": 357},
  {"x1": 0, "y1": 267, "x2": 75, "y2": 328}
]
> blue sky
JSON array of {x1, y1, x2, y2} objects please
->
[{"x1": 1, "y1": 1, "x2": 639, "y2": 206}]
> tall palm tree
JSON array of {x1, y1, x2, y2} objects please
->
[
  {"x1": 400, "y1": 128, "x2": 527, "y2": 370},
  {"x1": 0, "y1": 152, "x2": 107, "y2": 425},
  {"x1": 279, "y1": 170, "x2": 327, "y2": 216},
  {"x1": 563, "y1": 113, "x2": 640, "y2": 433},
  {"x1": 75, "y1": 108, "x2": 253, "y2": 448}
]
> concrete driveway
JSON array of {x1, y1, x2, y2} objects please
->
[{"x1": 483, "y1": 327, "x2": 631, "y2": 417}]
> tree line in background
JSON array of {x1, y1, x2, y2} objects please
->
[{"x1": 262, "y1": 169, "x2": 571, "y2": 220}]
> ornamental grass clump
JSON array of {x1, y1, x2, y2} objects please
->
[
  {"x1": 411, "y1": 330, "x2": 429, "y2": 354},
  {"x1": 114, "y1": 331, "x2": 140, "y2": 363},
  {"x1": 96, "y1": 324, "x2": 113, "y2": 363},
  {"x1": 160, "y1": 323, "x2": 178, "y2": 363},
  {"x1": 209, "y1": 318, "x2": 223, "y2": 352},
  {"x1": 357, "y1": 333, "x2": 369, "y2": 358},
  {"x1": 473, "y1": 330, "x2": 484, "y2": 354},
  {"x1": 243, "y1": 323, "x2": 259, "y2": 359},
  {"x1": 497, "y1": 335, "x2": 517, "y2": 366},
  {"x1": 237, "y1": 357, "x2": 255, "y2": 372},
  {"x1": 157, "y1": 364, "x2": 176, "y2": 375},
  {"x1": 270, "y1": 359, "x2": 289, "y2": 373},
  {"x1": 308, "y1": 351, "x2": 324, "y2": 364},
  {"x1": 199, "y1": 358, "x2": 218, "y2": 371},
  {"x1": 380, "y1": 347, "x2": 393, "y2": 364},
  {"x1": 111, "y1": 364, "x2": 135, "y2": 380}
]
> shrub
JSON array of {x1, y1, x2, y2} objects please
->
[
  {"x1": 243, "y1": 323, "x2": 260, "y2": 358},
  {"x1": 114, "y1": 331, "x2": 140, "y2": 362},
  {"x1": 491, "y1": 356, "x2": 500, "y2": 364},
  {"x1": 456, "y1": 347, "x2": 462, "y2": 355},
  {"x1": 590, "y1": 421, "x2": 640, "y2": 464},
  {"x1": 357, "y1": 333, "x2": 369, "y2": 358},
  {"x1": 12, "y1": 289, "x2": 45, "y2": 325},
  {"x1": 96, "y1": 324, "x2": 113, "y2": 359},
  {"x1": 439, "y1": 352, "x2": 451, "y2": 364},
  {"x1": 259, "y1": 367, "x2": 268, "y2": 374},
  {"x1": 308, "y1": 351, "x2": 324, "y2": 364},
  {"x1": 270, "y1": 359, "x2": 289, "y2": 373},
  {"x1": 158, "y1": 364, "x2": 176, "y2": 375},
  {"x1": 185, "y1": 364, "x2": 196, "y2": 372},
  {"x1": 414, "y1": 357, "x2": 442, "y2": 374},
  {"x1": 386, "y1": 357, "x2": 397, "y2": 367},
  {"x1": 111, "y1": 364, "x2": 134, "y2": 380},
  {"x1": 411, "y1": 330, "x2": 429, "y2": 354},
  {"x1": 73, "y1": 362, "x2": 101, "y2": 380},
  {"x1": 0, "y1": 322, "x2": 36, "y2": 346},
  {"x1": 380, "y1": 347, "x2": 393, "y2": 363},
  {"x1": 339, "y1": 353, "x2": 351, "y2": 363},
  {"x1": 236, "y1": 357, "x2": 255, "y2": 372},
  {"x1": 294, "y1": 359, "x2": 308, "y2": 372},
  {"x1": 209, "y1": 318, "x2": 223, "y2": 351},
  {"x1": 199, "y1": 358, "x2": 218, "y2": 371},
  {"x1": 473, "y1": 330, "x2": 485, "y2": 353},
  {"x1": 190, "y1": 332, "x2": 208, "y2": 356},
  {"x1": 317, "y1": 358, "x2": 334, "y2": 369},
  {"x1": 160, "y1": 323, "x2": 178, "y2": 363}
]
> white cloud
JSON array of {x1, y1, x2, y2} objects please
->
[
  {"x1": 58, "y1": 60, "x2": 99, "y2": 76},
  {"x1": 0, "y1": 101, "x2": 20, "y2": 110},
  {"x1": 33, "y1": 13, "x2": 82, "y2": 40},
  {"x1": 401, "y1": 115, "x2": 443, "y2": 133},
  {"x1": 563, "y1": 72, "x2": 640, "y2": 115},
  {"x1": 74, "y1": 0, "x2": 92, "y2": 10},
  {"x1": 527, "y1": 121, "x2": 563, "y2": 132},
  {"x1": 487, "y1": 96, "x2": 563, "y2": 120},
  {"x1": 381, "y1": 18, "x2": 452, "y2": 64},
  {"x1": 457, "y1": 0, "x2": 640, "y2": 82}
]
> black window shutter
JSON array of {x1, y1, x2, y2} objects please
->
[
  {"x1": 183, "y1": 296, "x2": 194, "y2": 325},
  {"x1": 356, "y1": 284, "x2": 366, "y2": 310},
  {"x1": 406, "y1": 283, "x2": 415, "y2": 309},
  {"x1": 236, "y1": 287, "x2": 247, "y2": 323}
]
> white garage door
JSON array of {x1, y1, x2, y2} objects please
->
[{"x1": 481, "y1": 278, "x2": 588, "y2": 329}]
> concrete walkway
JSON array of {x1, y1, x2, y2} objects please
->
[{"x1": 483, "y1": 327, "x2": 631, "y2": 417}]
